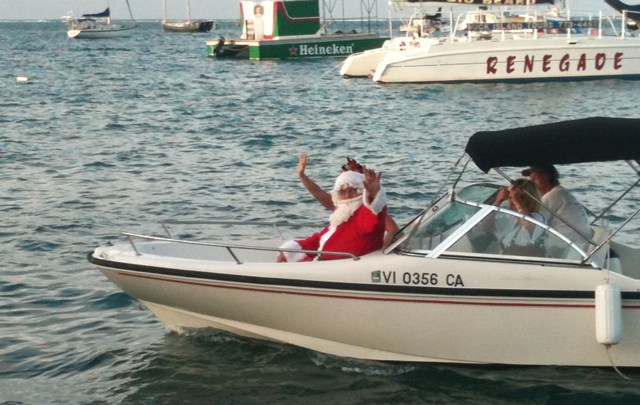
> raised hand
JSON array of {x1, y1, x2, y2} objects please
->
[
  {"x1": 297, "y1": 153, "x2": 308, "y2": 176},
  {"x1": 362, "y1": 165, "x2": 381, "y2": 200},
  {"x1": 494, "y1": 187, "x2": 509, "y2": 206}
]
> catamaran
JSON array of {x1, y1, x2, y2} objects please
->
[{"x1": 341, "y1": 0, "x2": 640, "y2": 83}]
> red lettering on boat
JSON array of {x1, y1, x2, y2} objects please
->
[
  {"x1": 577, "y1": 54, "x2": 587, "y2": 71},
  {"x1": 595, "y1": 53, "x2": 606, "y2": 70},
  {"x1": 523, "y1": 55, "x2": 534, "y2": 73},
  {"x1": 507, "y1": 56, "x2": 516, "y2": 73},
  {"x1": 487, "y1": 57, "x2": 498, "y2": 74},
  {"x1": 614, "y1": 52, "x2": 623, "y2": 70},
  {"x1": 542, "y1": 54, "x2": 552, "y2": 72},
  {"x1": 559, "y1": 54, "x2": 570, "y2": 72}
]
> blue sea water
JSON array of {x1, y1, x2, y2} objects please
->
[{"x1": 3, "y1": 20, "x2": 640, "y2": 404}]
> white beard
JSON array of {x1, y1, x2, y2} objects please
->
[
  {"x1": 317, "y1": 198, "x2": 363, "y2": 255},
  {"x1": 328, "y1": 197, "x2": 362, "y2": 228}
]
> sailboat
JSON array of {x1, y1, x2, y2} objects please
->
[
  {"x1": 66, "y1": 1, "x2": 138, "y2": 39},
  {"x1": 162, "y1": 0, "x2": 215, "y2": 33}
]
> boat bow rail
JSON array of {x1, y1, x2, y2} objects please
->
[{"x1": 96, "y1": 220, "x2": 361, "y2": 265}]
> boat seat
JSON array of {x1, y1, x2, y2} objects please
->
[{"x1": 589, "y1": 226, "x2": 622, "y2": 273}]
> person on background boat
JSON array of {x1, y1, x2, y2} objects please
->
[
  {"x1": 277, "y1": 167, "x2": 387, "y2": 262},
  {"x1": 521, "y1": 165, "x2": 592, "y2": 249},
  {"x1": 488, "y1": 178, "x2": 547, "y2": 256},
  {"x1": 296, "y1": 153, "x2": 399, "y2": 246}
]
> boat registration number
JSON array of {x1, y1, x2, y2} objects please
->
[{"x1": 371, "y1": 271, "x2": 464, "y2": 287}]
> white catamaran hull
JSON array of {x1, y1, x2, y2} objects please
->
[
  {"x1": 341, "y1": 37, "x2": 441, "y2": 77},
  {"x1": 91, "y1": 239, "x2": 640, "y2": 366},
  {"x1": 369, "y1": 36, "x2": 640, "y2": 83}
]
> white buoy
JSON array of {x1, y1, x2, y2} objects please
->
[
  {"x1": 595, "y1": 284, "x2": 622, "y2": 345},
  {"x1": 16, "y1": 77, "x2": 29, "y2": 82}
]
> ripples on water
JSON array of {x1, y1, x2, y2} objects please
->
[{"x1": 2, "y1": 20, "x2": 640, "y2": 404}]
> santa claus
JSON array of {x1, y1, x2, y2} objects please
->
[{"x1": 277, "y1": 167, "x2": 387, "y2": 262}]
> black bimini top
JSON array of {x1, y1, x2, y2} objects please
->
[{"x1": 466, "y1": 117, "x2": 640, "y2": 173}]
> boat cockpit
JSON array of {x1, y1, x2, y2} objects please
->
[{"x1": 389, "y1": 183, "x2": 607, "y2": 268}]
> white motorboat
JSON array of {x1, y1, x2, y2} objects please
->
[
  {"x1": 66, "y1": 2, "x2": 137, "y2": 39},
  {"x1": 341, "y1": 2, "x2": 640, "y2": 83},
  {"x1": 89, "y1": 117, "x2": 640, "y2": 367}
]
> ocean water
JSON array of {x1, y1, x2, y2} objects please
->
[{"x1": 2, "y1": 20, "x2": 640, "y2": 405}]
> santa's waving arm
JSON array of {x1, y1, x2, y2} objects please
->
[
  {"x1": 362, "y1": 166, "x2": 381, "y2": 201},
  {"x1": 362, "y1": 166, "x2": 386, "y2": 215}
]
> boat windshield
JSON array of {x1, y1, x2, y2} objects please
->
[
  {"x1": 396, "y1": 184, "x2": 499, "y2": 253},
  {"x1": 396, "y1": 183, "x2": 587, "y2": 262}
]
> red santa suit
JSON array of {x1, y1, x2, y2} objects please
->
[{"x1": 281, "y1": 171, "x2": 387, "y2": 262}]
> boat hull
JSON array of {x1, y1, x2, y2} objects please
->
[
  {"x1": 68, "y1": 25, "x2": 136, "y2": 39},
  {"x1": 206, "y1": 34, "x2": 388, "y2": 60},
  {"x1": 341, "y1": 37, "x2": 440, "y2": 77},
  {"x1": 89, "y1": 240, "x2": 640, "y2": 366},
  {"x1": 162, "y1": 20, "x2": 214, "y2": 33},
  {"x1": 371, "y1": 37, "x2": 640, "y2": 83}
]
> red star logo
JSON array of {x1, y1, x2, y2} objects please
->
[{"x1": 289, "y1": 46, "x2": 298, "y2": 55}]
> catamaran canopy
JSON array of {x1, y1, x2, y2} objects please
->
[
  {"x1": 466, "y1": 117, "x2": 640, "y2": 173},
  {"x1": 605, "y1": 0, "x2": 640, "y2": 14},
  {"x1": 82, "y1": 8, "x2": 110, "y2": 18}
]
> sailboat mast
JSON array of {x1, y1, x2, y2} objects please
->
[
  {"x1": 125, "y1": 0, "x2": 135, "y2": 21},
  {"x1": 163, "y1": 0, "x2": 168, "y2": 23},
  {"x1": 187, "y1": 0, "x2": 192, "y2": 24}
]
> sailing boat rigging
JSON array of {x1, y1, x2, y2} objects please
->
[
  {"x1": 66, "y1": 0, "x2": 138, "y2": 39},
  {"x1": 162, "y1": 0, "x2": 215, "y2": 32}
]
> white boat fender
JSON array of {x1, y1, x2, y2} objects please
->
[{"x1": 595, "y1": 284, "x2": 622, "y2": 345}]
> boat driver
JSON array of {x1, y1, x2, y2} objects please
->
[
  {"x1": 522, "y1": 165, "x2": 592, "y2": 251},
  {"x1": 277, "y1": 167, "x2": 387, "y2": 262}
]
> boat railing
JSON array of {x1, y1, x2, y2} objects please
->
[
  {"x1": 122, "y1": 231, "x2": 360, "y2": 264},
  {"x1": 159, "y1": 219, "x2": 325, "y2": 240},
  {"x1": 122, "y1": 220, "x2": 360, "y2": 264},
  {"x1": 447, "y1": 8, "x2": 631, "y2": 42}
]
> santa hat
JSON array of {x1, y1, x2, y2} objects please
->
[{"x1": 333, "y1": 171, "x2": 365, "y2": 192}]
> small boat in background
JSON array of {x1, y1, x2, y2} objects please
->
[
  {"x1": 206, "y1": 0, "x2": 387, "y2": 60},
  {"x1": 66, "y1": 1, "x2": 137, "y2": 39},
  {"x1": 162, "y1": 0, "x2": 215, "y2": 33}
]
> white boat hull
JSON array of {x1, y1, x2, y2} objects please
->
[
  {"x1": 341, "y1": 38, "x2": 439, "y2": 77},
  {"x1": 68, "y1": 25, "x2": 136, "y2": 39},
  {"x1": 370, "y1": 36, "x2": 640, "y2": 83},
  {"x1": 90, "y1": 240, "x2": 640, "y2": 366},
  {"x1": 162, "y1": 20, "x2": 214, "y2": 33}
]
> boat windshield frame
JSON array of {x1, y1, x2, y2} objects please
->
[{"x1": 392, "y1": 182, "x2": 595, "y2": 267}]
